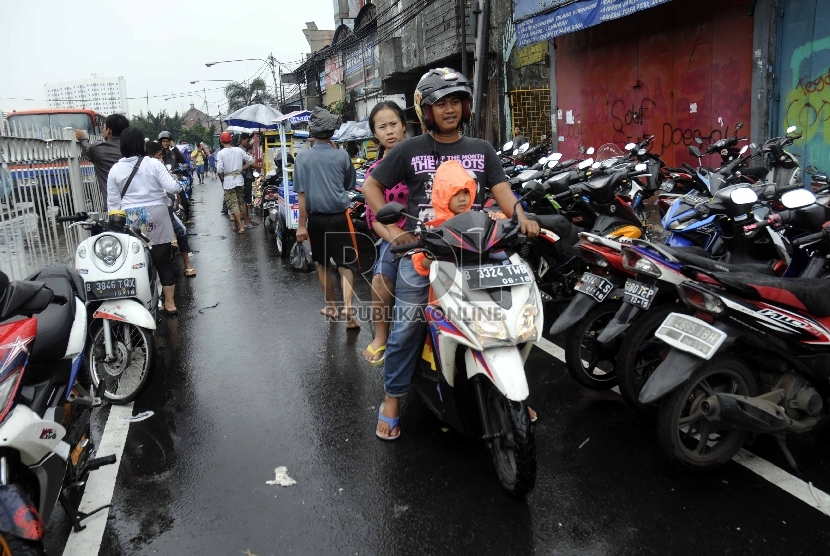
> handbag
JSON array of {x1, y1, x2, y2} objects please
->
[{"x1": 119, "y1": 156, "x2": 144, "y2": 206}]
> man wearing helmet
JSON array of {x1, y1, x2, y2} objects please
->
[
  {"x1": 158, "y1": 131, "x2": 188, "y2": 169},
  {"x1": 362, "y1": 68, "x2": 540, "y2": 440}
]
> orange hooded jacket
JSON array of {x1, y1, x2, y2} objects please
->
[{"x1": 412, "y1": 159, "x2": 478, "y2": 276}]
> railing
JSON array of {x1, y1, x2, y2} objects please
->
[{"x1": 0, "y1": 125, "x2": 106, "y2": 279}]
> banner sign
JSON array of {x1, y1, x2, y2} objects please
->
[
  {"x1": 514, "y1": 0, "x2": 672, "y2": 48},
  {"x1": 515, "y1": 41, "x2": 548, "y2": 67},
  {"x1": 512, "y1": 0, "x2": 570, "y2": 22}
]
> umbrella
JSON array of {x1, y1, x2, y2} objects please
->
[{"x1": 223, "y1": 104, "x2": 283, "y2": 130}]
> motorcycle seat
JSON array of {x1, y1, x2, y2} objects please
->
[
  {"x1": 530, "y1": 214, "x2": 580, "y2": 245},
  {"x1": 27, "y1": 275, "x2": 75, "y2": 363},
  {"x1": 663, "y1": 247, "x2": 777, "y2": 276},
  {"x1": 711, "y1": 272, "x2": 830, "y2": 317}
]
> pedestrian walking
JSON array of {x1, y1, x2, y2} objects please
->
[
  {"x1": 215, "y1": 131, "x2": 255, "y2": 233},
  {"x1": 361, "y1": 68, "x2": 541, "y2": 440},
  {"x1": 239, "y1": 133, "x2": 262, "y2": 226},
  {"x1": 107, "y1": 128, "x2": 183, "y2": 315},
  {"x1": 75, "y1": 113, "x2": 130, "y2": 201},
  {"x1": 294, "y1": 107, "x2": 359, "y2": 329},
  {"x1": 191, "y1": 144, "x2": 206, "y2": 184},
  {"x1": 361, "y1": 101, "x2": 408, "y2": 365}
]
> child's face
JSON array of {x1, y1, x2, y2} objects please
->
[{"x1": 448, "y1": 188, "x2": 471, "y2": 214}]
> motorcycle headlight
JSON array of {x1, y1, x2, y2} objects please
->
[
  {"x1": 94, "y1": 235, "x2": 122, "y2": 266},
  {"x1": 517, "y1": 302, "x2": 539, "y2": 341},
  {"x1": 472, "y1": 318, "x2": 508, "y2": 341}
]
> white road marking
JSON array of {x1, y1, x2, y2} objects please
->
[
  {"x1": 62, "y1": 402, "x2": 134, "y2": 556},
  {"x1": 532, "y1": 338, "x2": 830, "y2": 517}
]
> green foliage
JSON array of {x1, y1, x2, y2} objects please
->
[
  {"x1": 129, "y1": 110, "x2": 184, "y2": 142},
  {"x1": 327, "y1": 100, "x2": 345, "y2": 116},
  {"x1": 180, "y1": 124, "x2": 216, "y2": 148},
  {"x1": 224, "y1": 78, "x2": 277, "y2": 113}
]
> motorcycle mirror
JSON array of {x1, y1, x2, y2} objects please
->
[
  {"x1": 688, "y1": 145, "x2": 703, "y2": 158},
  {"x1": 253, "y1": 171, "x2": 260, "y2": 178},
  {"x1": 806, "y1": 165, "x2": 819, "y2": 175},
  {"x1": 549, "y1": 152, "x2": 563, "y2": 161},
  {"x1": 638, "y1": 148, "x2": 647, "y2": 156},
  {"x1": 730, "y1": 187, "x2": 758, "y2": 205},
  {"x1": 739, "y1": 145, "x2": 749, "y2": 155},
  {"x1": 586, "y1": 147, "x2": 595, "y2": 155},
  {"x1": 591, "y1": 162, "x2": 601, "y2": 169},
  {"x1": 502, "y1": 141, "x2": 514, "y2": 151},
  {"x1": 522, "y1": 180, "x2": 547, "y2": 200},
  {"x1": 736, "y1": 122, "x2": 744, "y2": 131},
  {"x1": 634, "y1": 163, "x2": 648, "y2": 172},
  {"x1": 539, "y1": 157, "x2": 548, "y2": 165},
  {"x1": 781, "y1": 189, "x2": 817, "y2": 209},
  {"x1": 578, "y1": 146, "x2": 586, "y2": 154},
  {"x1": 624, "y1": 142, "x2": 636, "y2": 150},
  {"x1": 540, "y1": 134, "x2": 548, "y2": 141},
  {"x1": 375, "y1": 202, "x2": 407, "y2": 225},
  {"x1": 518, "y1": 143, "x2": 531, "y2": 154},
  {"x1": 512, "y1": 149, "x2": 519, "y2": 156},
  {"x1": 578, "y1": 158, "x2": 594, "y2": 170},
  {"x1": 547, "y1": 160, "x2": 559, "y2": 169},
  {"x1": 787, "y1": 125, "x2": 798, "y2": 134},
  {"x1": 695, "y1": 137, "x2": 704, "y2": 145}
]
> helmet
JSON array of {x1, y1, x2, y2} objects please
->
[
  {"x1": 158, "y1": 131, "x2": 173, "y2": 141},
  {"x1": 414, "y1": 68, "x2": 473, "y2": 131},
  {"x1": 220, "y1": 131, "x2": 232, "y2": 143}
]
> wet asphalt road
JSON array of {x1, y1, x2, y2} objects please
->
[{"x1": 44, "y1": 176, "x2": 830, "y2": 555}]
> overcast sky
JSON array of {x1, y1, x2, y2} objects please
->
[{"x1": 1, "y1": 0, "x2": 335, "y2": 118}]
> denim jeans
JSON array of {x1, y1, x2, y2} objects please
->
[
  {"x1": 384, "y1": 255, "x2": 430, "y2": 397},
  {"x1": 168, "y1": 207, "x2": 190, "y2": 253}
]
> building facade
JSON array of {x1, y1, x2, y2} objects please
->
[{"x1": 44, "y1": 76, "x2": 129, "y2": 118}]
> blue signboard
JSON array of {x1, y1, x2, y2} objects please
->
[
  {"x1": 514, "y1": 0, "x2": 672, "y2": 48},
  {"x1": 512, "y1": 1, "x2": 570, "y2": 22}
]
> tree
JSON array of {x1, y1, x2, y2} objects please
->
[
  {"x1": 130, "y1": 110, "x2": 184, "y2": 142},
  {"x1": 180, "y1": 124, "x2": 216, "y2": 149},
  {"x1": 224, "y1": 78, "x2": 276, "y2": 112}
]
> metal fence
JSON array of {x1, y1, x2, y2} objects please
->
[{"x1": 0, "y1": 125, "x2": 106, "y2": 280}]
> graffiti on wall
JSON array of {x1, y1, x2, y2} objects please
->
[{"x1": 782, "y1": 37, "x2": 830, "y2": 155}]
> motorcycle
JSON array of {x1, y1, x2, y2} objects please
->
[
  {"x1": 373, "y1": 187, "x2": 545, "y2": 496},
  {"x1": 639, "y1": 195, "x2": 830, "y2": 471},
  {"x1": 58, "y1": 210, "x2": 158, "y2": 404},
  {"x1": 168, "y1": 163, "x2": 193, "y2": 223},
  {"x1": 0, "y1": 269, "x2": 115, "y2": 552}
]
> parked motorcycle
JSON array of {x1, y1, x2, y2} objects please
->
[
  {"x1": 58, "y1": 210, "x2": 158, "y2": 404},
  {"x1": 374, "y1": 188, "x2": 545, "y2": 496}
]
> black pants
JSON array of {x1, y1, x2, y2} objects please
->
[{"x1": 151, "y1": 243, "x2": 175, "y2": 286}]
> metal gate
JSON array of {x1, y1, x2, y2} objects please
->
[
  {"x1": 772, "y1": 0, "x2": 830, "y2": 171},
  {"x1": 509, "y1": 89, "x2": 552, "y2": 146}
]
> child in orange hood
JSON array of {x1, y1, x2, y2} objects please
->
[{"x1": 412, "y1": 159, "x2": 480, "y2": 277}]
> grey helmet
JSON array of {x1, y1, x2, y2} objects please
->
[{"x1": 158, "y1": 131, "x2": 173, "y2": 141}]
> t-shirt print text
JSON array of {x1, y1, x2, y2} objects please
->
[{"x1": 411, "y1": 154, "x2": 486, "y2": 174}]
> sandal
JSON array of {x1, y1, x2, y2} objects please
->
[
  {"x1": 159, "y1": 307, "x2": 178, "y2": 317},
  {"x1": 364, "y1": 344, "x2": 386, "y2": 366},
  {"x1": 237, "y1": 228, "x2": 245, "y2": 235},
  {"x1": 376, "y1": 403, "x2": 400, "y2": 441},
  {"x1": 185, "y1": 268, "x2": 196, "y2": 277}
]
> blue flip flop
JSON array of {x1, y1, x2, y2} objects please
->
[{"x1": 376, "y1": 403, "x2": 401, "y2": 441}]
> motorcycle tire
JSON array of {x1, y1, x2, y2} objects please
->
[
  {"x1": 89, "y1": 323, "x2": 155, "y2": 404},
  {"x1": 276, "y1": 214, "x2": 294, "y2": 258},
  {"x1": 656, "y1": 355, "x2": 756, "y2": 472},
  {"x1": 616, "y1": 303, "x2": 692, "y2": 416},
  {"x1": 484, "y1": 379, "x2": 536, "y2": 496},
  {"x1": 564, "y1": 300, "x2": 623, "y2": 390},
  {"x1": 0, "y1": 534, "x2": 45, "y2": 556}
]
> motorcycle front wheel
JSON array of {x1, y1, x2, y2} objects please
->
[
  {"x1": 656, "y1": 355, "x2": 757, "y2": 472},
  {"x1": 89, "y1": 322, "x2": 155, "y2": 404},
  {"x1": 0, "y1": 533, "x2": 45, "y2": 555},
  {"x1": 564, "y1": 301, "x2": 622, "y2": 390},
  {"x1": 484, "y1": 379, "x2": 536, "y2": 496}
]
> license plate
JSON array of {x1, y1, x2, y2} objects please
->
[
  {"x1": 574, "y1": 272, "x2": 613, "y2": 302},
  {"x1": 86, "y1": 278, "x2": 137, "y2": 300},
  {"x1": 623, "y1": 279, "x2": 657, "y2": 310},
  {"x1": 654, "y1": 313, "x2": 727, "y2": 360},
  {"x1": 463, "y1": 263, "x2": 533, "y2": 290}
]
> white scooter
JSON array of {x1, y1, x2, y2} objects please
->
[
  {"x1": 58, "y1": 210, "x2": 157, "y2": 404},
  {"x1": 374, "y1": 186, "x2": 547, "y2": 497}
]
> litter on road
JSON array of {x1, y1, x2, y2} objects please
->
[{"x1": 266, "y1": 467, "x2": 297, "y2": 487}]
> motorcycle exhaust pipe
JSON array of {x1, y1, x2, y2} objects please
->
[{"x1": 699, "y1": 393, "x2": 791, "y2": 433}]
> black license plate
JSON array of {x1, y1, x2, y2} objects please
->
[
  {"x1": 463, "y1": 263, "x2": 533, "y2": 290},
  {"x1": 86, "y1": 278, "x2": 137, "y2": 300},
  {"x1": 623, "y1": 279, "x2": 657, "y2": 309},
  {"x1": 574, "y1": 272, "x2": 613, "y2": 302}
]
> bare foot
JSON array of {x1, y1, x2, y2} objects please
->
[
  {"x1": 342, "y1": 308, "x2": 360, "y2": 329},
  {"x1": 376, "y1": 398, "x2": 400, "y2": 439},
  {"x1": 528, "y1": 406, "x2": 538, "y2": 423},
  {"x1": 362, "y1": 337, "x2": 387, "y2": 362},
  {"x1": 321, "y1": 305, "x2": 338, "y2": 318}
]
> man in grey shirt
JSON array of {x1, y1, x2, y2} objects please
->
[
  {"x1": 295, "y1": 107, "x2": 359, "y2": 329},
  {"x1": 74, "y1": 113, "x2": 130, "y2": 201}
]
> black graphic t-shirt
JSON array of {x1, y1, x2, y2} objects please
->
[{"x1": 370, "y1": 134, "x2": 508, "y2": 230}]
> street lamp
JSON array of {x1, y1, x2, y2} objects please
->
[
  {"x1": 190, "y1": 80, "x2": 236, "y2": 84},
  {"x1": 205, "y1": 54, "x2": 288, "y2": 110}
]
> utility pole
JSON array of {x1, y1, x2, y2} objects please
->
[
  {"x1": 268, "y1": 53, "x2": 285, "y2": 110},
  {"x1": 471, "y1": 0, "x2": 489, "y2": 137},
  {"x1": 460, "y1": 0, "x2": 468, "y2": 77}
]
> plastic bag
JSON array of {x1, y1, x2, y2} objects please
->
[{"x1": 290, "y1": 240, "x2": 315, "y2": 272}]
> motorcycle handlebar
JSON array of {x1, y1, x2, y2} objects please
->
[
  {"x1": 792, "y1": 228, "x2": 829, "y2": 247},
  {"x1": 390, "y1": 241, "x2": 422, "y2": 254},
  {"x1": 55, "y1": 212, "x2": 88, "y2": 223}
]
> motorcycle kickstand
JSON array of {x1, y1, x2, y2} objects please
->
[
  {"x1": 59, "y1": 489, "x2": 112, "y2": 533},
  {"x1": 773, "y1": 434, "x2": 801, "y2": 474}
]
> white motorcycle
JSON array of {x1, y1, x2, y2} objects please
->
[
  {"x1": 374, "y1": 186, "x2": 547, "y2": 496},
  {"x1": 58, "y1": 210, "x2": 157, "y2": 404}
]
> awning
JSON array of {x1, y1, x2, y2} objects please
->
[
  {"x1": 515, "y1": 0, "x2": 672, "y2": 48},
  {"x1": 332, "y1": 120, "x2": 372, "y2": 142}
]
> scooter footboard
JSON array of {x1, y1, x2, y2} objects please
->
[
  {"x1": 93, "y1": 299, "x2": 156, "y2": 330},
  {"x1": 465, "y1": 347, "x2": 529, "y2": 401}
]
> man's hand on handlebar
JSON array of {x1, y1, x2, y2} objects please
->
[
  {"x1": 518, "y1": 215, "x2": 540, "y2": 237},
  {"x1": 386, "y1": 224, "x2": 417, "y2": 247}
]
